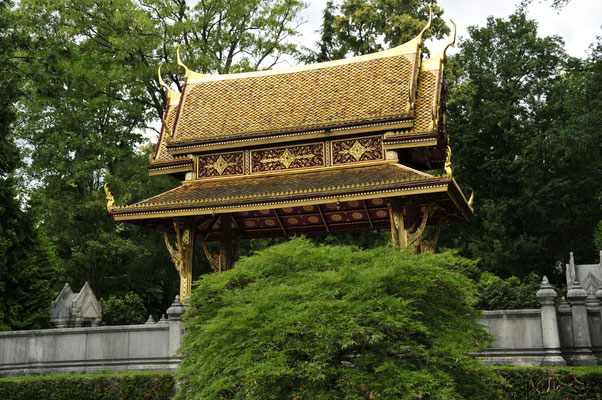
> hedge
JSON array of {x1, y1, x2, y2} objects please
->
[
  {"x1": 0, "y1": 371, "x2": 174, "y2": 400},
  {"x1": 492, "y1": 366, "x2": 602, "y2": 400}
]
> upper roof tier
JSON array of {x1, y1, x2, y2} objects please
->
[{"x1": 168, "y1": 36, "x2": 424, "y2": 147}]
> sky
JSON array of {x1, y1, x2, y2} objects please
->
[{"x1": 293, "y1": 0, "x2": 602, "y2": 60}]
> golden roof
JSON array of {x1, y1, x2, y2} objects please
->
[{"x1": 169, "y1": 39, "x2": 423, "y2": 146}]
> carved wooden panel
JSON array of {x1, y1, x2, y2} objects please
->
[
  {"x1": 197, "y1": 152, "x2": 244, "y2": 178},
  {"x1": 331, "y1": 136, "x2": 383, "y2": 165},
  {"x1": 251, "y1": 143, "x2": 324, "y2": 173}
]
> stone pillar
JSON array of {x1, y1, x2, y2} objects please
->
[
  {"x1": 596, "y1": 287, "x2": 602, "y2": 321},
  {"x1": 567, "y1": 275, "x2": 597, "y2": 365},
  {"x1": 536, "y1": 276, "x2": 566, "y2": 365},
  {"x1": 166, "y1": 295, "x2": 186, "y2": 357}
]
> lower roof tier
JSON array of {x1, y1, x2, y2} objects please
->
[{"x1": 110, "y1": 163, "x2": 472, "y2": 238}]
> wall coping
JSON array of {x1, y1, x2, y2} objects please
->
[
  {"x1": 482, "y1": 309, "x2": 541, "y2": 318},
  {"x1": 0, "y1": 324, "x2": 169, "y2": 338}
]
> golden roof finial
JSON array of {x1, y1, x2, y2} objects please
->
[
  {"x1": 104, "y1": 182, "x2": 115, "y2": 212},
  {"x1": 442, "y1": 19, "x2": 456, "y2": 59},
  {"x1": 468, "y1": 189, "x2": 474, "y2": 211},
  {"x1": 158, "y1": 63, "x2": 181, "y2": 106},
  {"x1": 444, "y1": 146, "x2": 452, "y2": 177},
  {"x1": 419, "y1": 5, "x2": 433, "y2": 40},
  {"x1": 176, "y1": 43, "x2": 210, "y2": 83},
  {"x1": 176, "y1": 44, "x2": 190, "y2": 76}
]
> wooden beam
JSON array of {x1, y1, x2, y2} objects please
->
[
  {"x1": 273, "y1": 209, "x2": 288, "y2": 236},
  {"x1": 317, "y1": 205, "x2": 330, "y2": 233},
  {"x1": 362, "y1": 200, "x2": 374, "y2": 229}
]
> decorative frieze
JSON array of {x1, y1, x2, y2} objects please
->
[
  {"x1": 331, "y1": 136, "x2": 383, "y2": 165},
  {"x1": 251, "y1": 143, "x2": 324, "y2": 173},
  {"x1": 197, "y1": 152, "x2": 244, "y2": 178}
]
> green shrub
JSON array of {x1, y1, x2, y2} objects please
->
[
  {"x1": 477, "y1": 272, "x2": 543, "y2": 310},
  {"x1": 177, "y1": 238, "x2": 495, "y2": 399},
  {"x1": 492, "y1": 366, "x2": 602, "y2": 399},
  {"x1": 0, "y1": 371, "x2": 174, "y2": 400},
  {"x1": 101, "y1": 291, "x2": 147, "y2": 325}
]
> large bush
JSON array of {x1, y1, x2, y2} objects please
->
[
  {"x1": 101, "y1": 291, "x2": 147, "y2": 325},
  {"x1": 0, "y1": 371, "x2": 174, "y2": 400},
  {"x1": 177, "y1": 238, "x2": 495, "y2": 399}
]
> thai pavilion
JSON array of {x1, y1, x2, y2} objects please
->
[{"x1": 106, "y1": 12, "x2": 473, "y2": 300}]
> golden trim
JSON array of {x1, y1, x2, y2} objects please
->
[
  {"x1": 112, "y1": 183, "x2": 450, "y2": 221},
  {"x1": 468, "y1": 189, "x2": 474, "y2": 211},
  {"x1": 188, "y1": 159, "x2": 398, "y2": 184},
  {"x1": 449, "y1": 179, "x2": 473, "y2": 221},
  {"x1": 383, "y1": 138, "x2": 438, "y2": 149},
  {"x1": 168, "y1": 120, "x2": 413, "y2": 154},
  {"x1": 114, "y1": 167, "x2": 443, "y2": 212}
]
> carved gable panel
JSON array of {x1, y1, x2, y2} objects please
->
[
  {"x1": 332, "y1": 136, "x2": 383, "y2": 165},
  {"x1": 197, "y1": 152, "x2": 244, "y2": 178},
  {"x1": 251, "y1": 143, "x2": 324, "y2": 173}
]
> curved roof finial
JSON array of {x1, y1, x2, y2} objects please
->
[
  {"x1": 419, "y1": 5, "x2": 433, "y2": 39},
  {"x1": 468, "y1": 189, "x2": 474, "y2": 211},
  {"x1": 442, "y1": 19, "x2": 456, "y2": 58},
  {"x1": 158, "y1": 63, "x2": 169, "y2": 92},
  {"x1": 176, "y1": 44, "x2": 190, "y2": 76},
  {"x1": 104, "y1": 183, "x2": 115, "y2": 212}
]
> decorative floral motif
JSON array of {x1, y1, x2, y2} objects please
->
[
  {"x1": 251, "y1": 143, "x2": 324, "y2": 173},
  {"x1": 197, "y1": 152, "x2": 243, "y2": 178},
  {"x1": 332, "y1": 136, "x2": 383, "y2": 165}
]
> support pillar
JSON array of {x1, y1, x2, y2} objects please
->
[
  {"x1": 163, "y1": 220, "x2": 196, "y2": 301},
  {"x1": 219, "y1": 213, "x2": 234, "y2": 273},
  {"x1": 536, "y1": 276, "x2": 566, "y2": 366},
  {"x1": 567, "y1": 275, "x2": 597, "y2": 365},
  {"x1": 387, "y1": 199, "x2": 431, "y2": 252},
  {"x1": 388, "y1": 198, "x2": 406, "y2": 248}
]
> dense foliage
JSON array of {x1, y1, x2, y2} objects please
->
[
  {"x1": 177, "y1": 238, "x2": 494, "y2": 399},
  {"x1": 0, "y1": 0, "x2": 63, "y2": 331},
  {"x1": 0, "y1": 0, "x2": 306, "y2": 329},
  {"x1": 1, "y1": 0, "x2": 600, "y2": 329},
  {"x1": 493, "y1": 366, "x2": 602, "y2": 399},
  {"x1": 0, "y1": 372, "x2": 174, "y2": 400},
  {"x1": 100, "y1": 291, "x2": 148, "y2": 326},
  {"x1": 440, "y1": 10, "x2": 602, "y2": 278}
]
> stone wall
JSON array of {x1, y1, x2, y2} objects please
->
[
  {"x1": 3, "y1": 257, "x2": 602, "y2": 375},
  {"x1": 0, "y1": 297, "x2": 185, "y2": 377},
  {"x1": 475, "y1": 272, "x2": 602, "y2": 366}
]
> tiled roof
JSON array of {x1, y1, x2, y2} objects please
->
[
  {"x1": 409, "y1": 68, "x2": 440, "y2": 134},
  {"x1": 112, "y1": 163, "x2": 448, "y2": 216},
  {"x1": 171, "y1": 45, "x2": 421, "y2": 144}
]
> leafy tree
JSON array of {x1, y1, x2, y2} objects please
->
[
  {"x1": 441, "y1": 10, "x2": 602, "y2": 277},
  {"x1": 11, "y1": 0, "x2": 306, "y2": 320},
  {"x1": 100, "y1": 291, "x2": 147, "y2": 325},
  {"x1": 0, "y1": 0, "x2": 65, "y2": 331},
  {"x1": 476, "y1": 272, "x2": 543, "y2": 310},
  {"x1": 333, "y1": 0, "x2": 449, "y2": 56},
  {"x1": 300, "y1": 0, "x2": 348, "y2": 63},
  {"x1": 177, "y1": 238, "x2": 495, "y2": 399}
]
